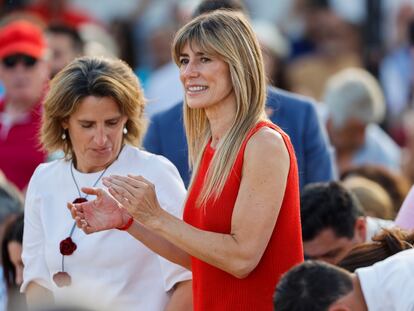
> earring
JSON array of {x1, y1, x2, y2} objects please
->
[
  {"x1": 123, "y1": 127, "x2": 128, "y2": 135},
  {"x1": 61, "y1": 131, "x2": 66, "y2": 140}
]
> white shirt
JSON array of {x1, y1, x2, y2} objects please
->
[
  {"x1": 22, "y1": 145, "x2": 191, "y2": 311},
  {"x1": 353, "y1": 124, "x2": 401, "y2": 173},
  {"x1": 356, "y1": 248, "x2": 414, "y2": 311}
]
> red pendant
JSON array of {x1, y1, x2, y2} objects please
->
[
  {"x1": 53, "y1": 271, "x2": 72, "y2": 287},
  {"x1": 54, "y1": 198, "x2": 86, "y2": 288},
  {"x1": 59, "y1": 237, "x2": 77, "y2": 255},
  {"x1": 73, "y1": 197, "x2": 88, "y2": 204}
]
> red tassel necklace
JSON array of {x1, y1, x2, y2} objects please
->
[{"x1": 53, "y1": 162, "x2": 108, "y2": 287}]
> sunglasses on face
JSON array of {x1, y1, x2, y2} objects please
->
[{"x1": 2, "y1": 54, "x2": 38, "y2": 68}]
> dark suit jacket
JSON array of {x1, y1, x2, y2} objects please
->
[{"x1": 143, "y1": 87, "x2": 335, "y2": 189}]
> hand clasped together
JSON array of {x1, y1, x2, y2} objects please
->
[{"x1": 68, "y1": 175, "x2": 163, "y2": 234}]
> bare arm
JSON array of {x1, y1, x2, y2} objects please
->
[
  {"x1": 68, "y1": 188, "x2": 191, "y2": 269},
  {"x1": 25, "y1": 281, "x2": 54, "y2": 310},
  {"x1": 165, "y1": 280, "x2": 193, "y2": 311},
  {"x1": 127, "y1": 220, "x2": 192, "y2": 270},
  {"x1": 106, "y1": 128, "x2": 289, "y2": 278}
]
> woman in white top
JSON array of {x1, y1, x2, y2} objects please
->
[{"x1": 22, "y1": 56, "x2": 192, "y2": 311}]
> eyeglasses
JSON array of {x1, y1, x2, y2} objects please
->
[{"x1": 2, "y1": 54, "x2": 38, "y2": 68}]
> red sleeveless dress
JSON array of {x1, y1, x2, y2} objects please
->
[{"x1": 183, "y1": 121, "x2": 304, "y2": 311}]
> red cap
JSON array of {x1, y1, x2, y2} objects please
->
[{"x1": 0, "y1": 20, "x2": 46, "y2": 59}]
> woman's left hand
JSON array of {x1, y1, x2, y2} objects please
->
[
  {"x1": 67, "y1": 187, "x2": 131, "y2": 234},
  {"x1": 102, "y1": 175, "x2": 163, "y2": 228}
]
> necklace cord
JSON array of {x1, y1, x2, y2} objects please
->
[
  {"x1": 62, "y1": 162, "x2": 111, "y2": 272},
  {"x1": 62, "y1": 145, "x2": 124, "y2": 272},
  {"x1": 57, "y1": 145, "x2": 125, "y2": 279},
  {"x1": 70, "y1": 163, "x2": 109, "y2": 199}
]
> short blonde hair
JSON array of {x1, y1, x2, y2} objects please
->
[
  {"x1": 343, "y1": 176, "x2": 394, "y2": 220},
  {"x1": 41, "y1": 56, "x2": 147, "y2": 158}
]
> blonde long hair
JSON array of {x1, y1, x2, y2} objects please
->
[{"x1": 172, "y1": 10, "x2": 267, "y2": 206}]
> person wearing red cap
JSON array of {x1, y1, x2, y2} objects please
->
[{"x1": 0, "y1": 20, "x2": 50, "y2": 191}]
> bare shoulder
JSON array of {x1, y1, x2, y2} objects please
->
[{"x1": 245, "y1": 127, "x2": 289, "y2": 163}]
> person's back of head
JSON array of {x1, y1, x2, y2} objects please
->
[
  {"x1": 301, "y1": 181, "x2": 363, "y2": 241},
  {"x1": 274, "y1": 261, "x2": 353, "y2": 311},
  {"x1": 338, "y1": 228, "x2": 414, "y2": 272},
  {"x1": 324, "y1": 67, "x2": 385, "y2": 129},
  {"x1": 340, "y1": 164, "x2": 411, "y2": 215},
  {"x1": 342, "y1": 176, "x2": 395, "y2": 219}
]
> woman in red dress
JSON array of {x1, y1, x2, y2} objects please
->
[{"x1": 70, "y1": 10, "x2": 303, "y2": 310}]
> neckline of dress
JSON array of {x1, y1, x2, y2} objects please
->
[{"x1": 69, "y1": 144, "x2": 127, "y2": 175}]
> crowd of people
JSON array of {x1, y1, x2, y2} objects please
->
[{"x1": 0, "y1": 0, "x2": 414, "y2": 310}]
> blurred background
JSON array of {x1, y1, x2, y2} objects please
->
[
  {"x1": 0, "y1": 0, "x2": 412, "y2": 140},
  {"x1": 2, "y1": 0, "x2": 414, "y2": 181},
  {"x1": 2, "y1": 1, "x2": 414, "y2": 309}
]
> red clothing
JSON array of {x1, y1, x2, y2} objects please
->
[
  {"x1": 183, "y1": 121, "x2": 303, "y2": 311},
  {"x1": 0, "y1": 99, "x2": 46, "y2": 190}
]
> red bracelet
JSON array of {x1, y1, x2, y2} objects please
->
[{"x1": 116, "y1": 216, "x2": 134, "y2": 231}]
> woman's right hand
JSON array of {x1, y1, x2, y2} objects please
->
[{"x1": 67, "y1": 187, "x2": 132, "y2": 234}]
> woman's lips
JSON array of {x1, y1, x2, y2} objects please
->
[{"x1": 92, "y1": 147, "x2": 112, "y2": 155}]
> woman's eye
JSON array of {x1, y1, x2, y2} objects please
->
[
  {"x1": 107, "y1": 121, "x2": 119, "y2": 126},
  {"x1": 179, "y1": 58, "x2": 189, "y2": 65},
  {"x1": 200, "y1": 57, "x2": 210, "y2": 63},
  {"x1": 80, "y1": 123, "x2": 92, "y2": 128}
]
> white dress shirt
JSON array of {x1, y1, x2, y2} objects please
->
[{"x1": 22, "y1": 145, "x2": 191, "y2": 311}]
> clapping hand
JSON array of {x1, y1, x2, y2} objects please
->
[
  {"x1": 67, "y1": 187, "x2": 132, "y2": 234},
  {"x1": 102, "y1": 175, "x2": 163, "y2": 228}
]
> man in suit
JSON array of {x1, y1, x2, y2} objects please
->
[
  {"x1": 143, "y1": 0, "x2": 335, "y2": 189},
  {"x1": 144, "y1": 86, "x2": 335, "y2": 189}
]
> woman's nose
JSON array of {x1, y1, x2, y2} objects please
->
[
  {"x1": 94, "y1": 128, "x2": 108, "y2": 146},
  {"x1": 181, "y1": 61, "x2": 199, "y2": 79}
]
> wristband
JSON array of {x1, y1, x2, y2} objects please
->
[{"x1": 117, "y1": 216, "x2": 134, "y2": 231}]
